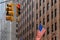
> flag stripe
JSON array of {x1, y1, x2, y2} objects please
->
[{"x1": 35, "y1": 28, "x2": 46, "y2": 40}]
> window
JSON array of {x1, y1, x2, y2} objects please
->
[
  {"x1": 29, "y1": 33, "x2": 33, "y2": 40},
  {"x1": 24, "y1": 38, "x2": 26, "y2": 40},
  {"x1": 25, "y1": 19, "x2": 26, "y2": 24},
  {"x1": 27, "y1": 8, "x2": 29, "y2": 15},
  {"x1": 39, "y1": 10, "x2": 41, "y2": 17},
  {"x1": 51, "y1": 0, "x2": 53, "y2": 6},
  {"x1": 27, "y1": 26, "x2": 28, "y2": 32},
  {"x1": 55, "y1": 36, "x2": 57, "y2": 40},
  {"x1": 55, "y1": 23, "x2": 57, "y2": 31},
  {"x1": 27, "y1": 16, "x2": 29, "y2": 22},
  {"x1": 30, "y1": 0, "x2": 31, "y2": 2},
  {"x1": 25, "y1": 28, "x2": 26, "y2": 33},
  {"x1": 25, "y1": 3, "x2": 26, "y2": 8},
  {"x1": 26, "y1": 36, "x2": 27, "y2": 40},
  {"x1": 43, "y1": 18, "x2": 45, "y2": 25},
  {"x1": 25, "y1": 11, "x2": 26, "y2": 16},
  {"x1": 51, "y1": 36, "x2": 57, "y2": 40},
  {"x1": 36, "y1": 14, "x2": 38, "y2": 19},
  {"x1": 54, "y1": 0, "x2": 57, "y2": 3},
  {"x1": 27, "y1": 0, "x2": 30, "y2": 4},
  {"x1": 36, "y1": 24, "x2": 38, "y2": 30},
  {"x1": 47, "y1": 27, "x2": 49, "y2": 35},
  {"x1": 32, "y1": 22, "x2": 34, "y2": 28},
  {"x1": 43, "y1": 7, "x2": 45, "y2": 14},
  {"x1": 27, "y1": 36, "x2": 28, "y2": 40},
  {"x1": 32, "y1": 11, "x2": 34, "y2": 18},
  {"x1": 29, "y1": 34, "x2": 31, "y2": 39},
  {"x1": 55, "y1": 9, "x2": 57, "y2": 17},
  {"x1": 47, "y1": 3, "x2": 49, "y2": 10},
  {"x1": 16, "y1": 24, "x2": 18, "y2": 27},
  {"x1": 29, "y1": 24, "x2": 31, "y2": 30},
  {"x1": 16, "y1": 29, "x2": 18, "y2": 32},
  {"x1": 40, "y1": 21, "x2": 41, "y2": 24},
  {"x1": 29, "y1": 5, "x2": 31, "y2": 12},
  {"x1": 43, "y1": 0, "x2": 45, "y2": 2},
  {"x1": 29, "y1": 34, "x2": 30, "y2": 39},
  {"x1": 23, "y1": 6, "x2": 24, "y2": 10},
  {"x1": 36, "y1": 3, "x2": 38, "y2": 9},
  {"x1": 23, "y1": 30, "x2": 24, "y2": 34},
  {"x1": 23, "y1": 0, "x2": 25, "y2": 3},
  {"x1": 51, "y1": 11, "x2": 53, "y2": 19},
  {"x1": 47, "y1": 15, "x2": 49, "y2": 22},
  {"x1": 16, "y1": 19, "x2": 18, "y2": 22},
  {"x1": 24, "y1": 30, "x2": 25, "y2": 35},
  {"x1": 32, "y1": 1, "x2": 34, "y2": 9},
  {"x1": 22, "y1": 1, "x2": 24, "y2": 5},
  {"x1": 51, "y1": 24, "x2": 53, "y2": 32},
  {"x1": 52, "y1": 37, "x2": 53, "y2": 40},
  {"x1": 40, "y1": 0, "x2": 41, "y2": 6},
  {"x1": 32, "y1": 32, "x2": 34, "y2": 39},
  {"x1": 16, "y1": 34, "x2": 18, "y2": 38},
  {"x1": 43, "y1": 33, "x2": 45, "y2": 37},
  {"x1": 29, "y1": 15, "x2": 31, "y2": 20}
]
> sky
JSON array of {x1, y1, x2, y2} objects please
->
[{"x1": 0, "y1": 0, "x2": 5, "y2": 19}]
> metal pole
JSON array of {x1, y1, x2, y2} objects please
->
[{"x1": 10, "y1": 22, "x2": 11, "y2": 40}]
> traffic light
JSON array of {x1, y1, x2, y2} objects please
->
[
  {"x1": 6, "y1": 3, "x2": 14, "y2": 22},
  {"x1": 16, "y1": 4, "x2": 21, "y2": 16}
]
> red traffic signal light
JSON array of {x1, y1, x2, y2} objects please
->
[
  {"x1": 16, "y1": 4, "x2": 21, "y2": 16},
  {"x1": 16, "y1": 4, "x2": 20, "y2": 8}
]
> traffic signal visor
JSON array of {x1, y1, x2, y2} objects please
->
[{"x1": 6, "y1": 16, "x2": 14, "y2": 21}]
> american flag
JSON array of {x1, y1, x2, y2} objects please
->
[{"x1": 35, "y1": 24, "x2": 46, "y2": 40}]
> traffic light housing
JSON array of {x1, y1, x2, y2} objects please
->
[
  {"x1": 6, "y1": 3, "x2": 14, "y2": 22},
  {"x1": 16, "y1": 4, "x2": 21, "y2": 16}
]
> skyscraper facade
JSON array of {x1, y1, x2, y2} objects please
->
[
  {"x1": 17, "y1": 0, "x2": 60, "y2": 40},
  {"x1": 16, "y1": 0, "x2": 36, "y2": 40}
]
